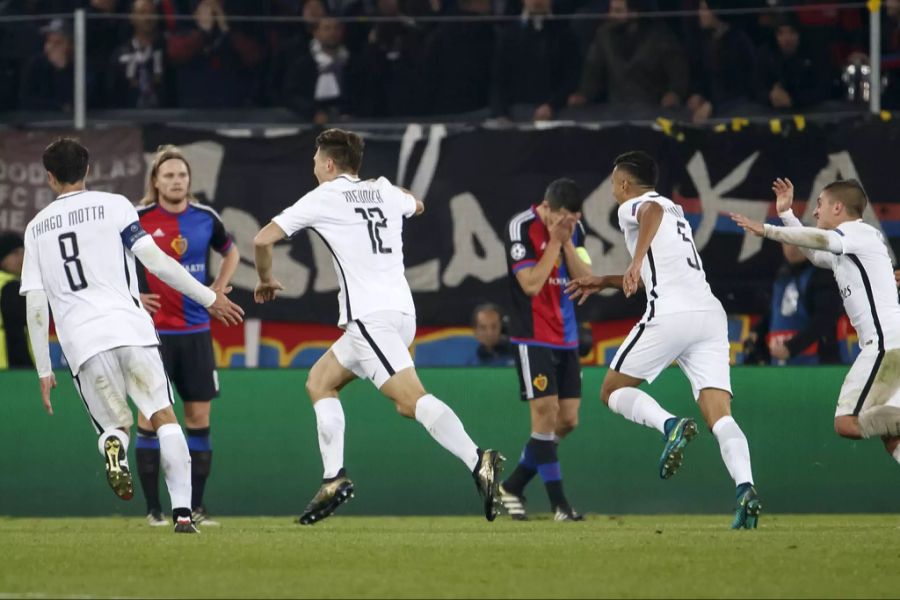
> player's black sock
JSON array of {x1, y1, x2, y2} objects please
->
[
  {"x1": 530, "y1": 437, "x2": 568, "y2": 510},
  {"x1": 186, "y1": 427, "x2": 212, "y2": 510},
  {"x1": 502, "y1": 441, "x2": 537, "y2": 496},
  {"x1": 135, "y1": 427, "x2": 161, "y2": 513},
  {"x1": 323, "y1": 468, "x2": 347, "y2": 484}
]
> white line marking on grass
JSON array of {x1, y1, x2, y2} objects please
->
[{"x1": 0, "y1": 593, "x2": 145, "y2": 599}]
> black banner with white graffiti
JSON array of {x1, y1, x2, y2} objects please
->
[{"x1": 5, "y1": 120, "x2": 900, "y2": 325}]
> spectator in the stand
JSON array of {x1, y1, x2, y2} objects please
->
[
  {"x1": 567, "y1": 0, "x2": 688, "y2": 114},
  {"x1": 19, "y1": 19, "x2": 78, "y2": 111},
  {"x1": 685, "y1": 0, "x2": 758, "y2": 123},
  {"x1": 282, "y1": 17, "x2": 353, "y2": 123},
  {"x1": 0, "y1": 232, "x2": 32, "y2": 370},
  {"x1": 355, "y1": 0, "x2": 425, "y2": 116},
  {"x1": 0, "y1": 0, "x2": 55, "y2": 110},
  {"x1": 491, "y1": 0, "x2": 580, "y2": 121},
  {"x1": 423, "y1": 0, "x2": 495, "y2": 116},
  {"x1": 265, "y1": 0, "x2": 327, "y2": 105},
  {"x1": 755, "y1": 14, "x2": 832, "y2": 111},
  {"x1": 467, "y1": 303, "x2": 515, "y2": 367},
  {"x1": 881, "y1": 0, "x2": 900, "y2": 109},
  {"x1": 161, "y1": 0, "x2": 266, "y2": 108},
  {"x1": 108, "y1": 0, "x2": 171, "y2": 108},
  {"x1": 742, "y1": 243, "x2": 842, "y2": 366},
  {"x1": 85, "y1": 0, "x2": 130, "y2": 106}
]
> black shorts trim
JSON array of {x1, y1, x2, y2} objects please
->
[
  {"x1": 613, "y1": 324, "x2": 646, "y2": 372},
  {"x1": 72, "y1": 373, "x2": 103, "y2": 433},
  {"x1": 853, "y1": 349, "x2": 885, "y2": 416},
  {"x1": 514, "y1": 345, "x2": 581, "y2": 401},
  {"x1": 310, "y1": 228, "x2": 352, "y2": 321},
  {"x1": 357, "y1": 320, "x2": 396, "y2": 376}
]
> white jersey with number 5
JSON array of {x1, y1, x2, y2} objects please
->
[
  {"x1": 618, "y1": 191, "x2": 723, "y2": 320},
  {"x1": 272, "y1": 174, "x2": 417, "y2": 326},
  {"x1": 19, "y1": 190, "x2": 158, "y2": 375}
]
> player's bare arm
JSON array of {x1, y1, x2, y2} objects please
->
[
  {"x1": 253, "y1": 221, "x2": 287, "y2": 303},
  {"x1": 515, "y1": 214, "x2": 576, "y2": 296},
  {"x1": 624, "y1": 201, "x2": 663, "y2": 297},
  {"x1": 212, "y1": 244, "x2": 240, "y2": 293},
  {"x1": 24, "y1": 289, "x2": 56, "y2": 415},
  {"x1": 730, "y1": 213, "x2": 843, "y2": 254}
]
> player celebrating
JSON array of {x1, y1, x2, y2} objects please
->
[
  {"x1": 134, "y1": 145, "x2": 239, "y2": 527},
  {"x1": 732, "y1": 178, "x2": 900, "y2": 459},
  {"x1": 566, "y1": 151, "x2": 761, "y2": 529},
  {"x1": 252, "y1": 128, "x2": 504, "y2": 524},
  {"x1": 499, "y1": 178, "x2": 593, "y2": 521},
  {"x1": 21, "y1": 138, "x2": 243, "y2": 533}
]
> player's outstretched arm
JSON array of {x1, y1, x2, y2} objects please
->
[
  {"x1": 730, "y1": 213, "x2": 843, "y2": 254},
  {"x1": 132, "y1": 237, "x2": 244, "y2": 325},
  {"x1": 253, "y1": 221, "x2": 286, "y2": 303},
  {"x1": 25, "y1": 290, "x2": 56, "y2": 415},
  {"x1": 566, "y1": 275, "x2": 626, "y2": 305}
]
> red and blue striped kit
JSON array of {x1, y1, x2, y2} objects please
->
[{"x1": 137, "y1": 202, "x2": 232, "y2": 334}]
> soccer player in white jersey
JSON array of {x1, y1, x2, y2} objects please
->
[
  {"x1": 252, "y1": 128, "x2": 503, "y2": 524},
  {"x1": 733, "y1": 178, "x2": 900, "y2": 461},
  {"x1": 566, "y1": 151, "x2": 761, "y2": 529},
  {"x1": 20, "y1": 138, "x2": 243, "y2": 533}
]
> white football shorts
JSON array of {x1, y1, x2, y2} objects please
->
[
  {"x1": 836, "y1": 345, "x2": 900, "y2": 417},
  {"x1": 72, "y1": 345, "x2": 173, "y2": 433},
  {"x1": 332, "y1": 311, "x2": 416, "y2": 389},
  {"x1": 610, "y1": 309, "x2": 732, "y2": 399}
]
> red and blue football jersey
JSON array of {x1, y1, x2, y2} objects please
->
[
  {"x1": 138, "y1": 202, "x2": 233, "y2": 334},
  {"x1": 505, "y1": 205, "x2": 585, "y2": 349}
]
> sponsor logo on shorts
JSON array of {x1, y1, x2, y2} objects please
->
[{"x1": 533, "y1": 374, "x2": 548, "y2": 392}]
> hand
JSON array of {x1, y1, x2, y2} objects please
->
[
  {"x1": 254, "y1": 278, "x2": 284, "y2": 303},
  {"x1": 623, "y1": 259, "x2": 642, "y2": 297},
  {"x1": 549, "y1": 213, "x2": 576, "y2": 244},
  {"x1": 730, "y1": 213, "x2": 766, "y2": 237},
  {"x1": 567, "y1": 93, "x2": 587, "y2": 108},
  {"x1": 140, "y1": 293, "x2": 161, "y2": 315},
  {"x1": 207, "y1": 288, "x2": 244, "y2": 325},
  {"x1": 566, "y1": 276, "x2": 607, "y2": 306},
  {"x1": 40, "y1": 373, "x2": 57, "y2": 416},
  {"x1": 660, "y1": 91, "x2": 680, "y2": 108},
  {"x1": 769, "y1": 84, "x2": 792, "y2": 108},
  {"x1": 533, "y1": 103, "x2": 553, "y2": 121},
  {"x1": 772, "y1": 177, "x2": 794, "y2": 214},
  {"x1": 895, "y1": 269, "x2": 900, "y2": 288},
  {"x1": 769, "y1": 337, "x2": 790, "y2": 361},
  {"x1": 691, "y1": 100, "x2": 713, "y2": 124},
  {"x1": 211, "y1": 0, "x2": 229, "y2": 32}
]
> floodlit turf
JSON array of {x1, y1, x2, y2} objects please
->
[{"x1": 0, "y1": 515, "x2": 898, "y2": 599}]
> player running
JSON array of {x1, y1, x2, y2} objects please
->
[
  {"x1": 21, "y1": 138, "x2": 243, "y2": 533},
  {"x1": 135, "y1": 145, "x2": 240, "y2": 527},
  {"x1": 252, "y1": 128, "x2": 504, "y2": 524},
  {"x1": 499, "y1": 178, "x2": 593, "y2": 521},
  {"x1": 566, "y1": 151, "x2": 761, "y2": 529},
  {"x1": 732, "y1": 178, "x2": 900, "y2": 462}
]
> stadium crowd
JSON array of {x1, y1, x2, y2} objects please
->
[{"x1": 1, "y1": 0, "x2": 899, "y2": 122}]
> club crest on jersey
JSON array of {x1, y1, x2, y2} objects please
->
[
  {"x1": 510, "y1": 243, "x2": 526, "y2": 261},
  {"x1": 533, "y1": 374, "x2": 548, "y2": 392},
  {"x1": 170, "y1": 234, "x2": 188, "y2": 256}
]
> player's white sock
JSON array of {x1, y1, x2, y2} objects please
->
[
  {"x1": 157, "y1": 423, "x2": 192, "y2": 511},
  {"x1": 608, "y1": 387, "x2": 675, "y2": 434},
  {"x1": 313, "y1": 397, "x2": 345, "y2": 479},
  {"x1": 712, "y1": 416, "x2": 754, "y2": 486},
  {"x1": 97, "y1": 429, "x2": 130, "y2": 465},
  {"x1": 414, "y1": 394, "x2": 479, "y2": 471}
]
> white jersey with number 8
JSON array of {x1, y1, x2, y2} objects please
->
[{"x1": 19, "y1": 190, "x2": 158, "y2": 375}]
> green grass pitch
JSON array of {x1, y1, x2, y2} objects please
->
[{"x1": 0, "y1": 514, "x2": 898, "y2": 598}]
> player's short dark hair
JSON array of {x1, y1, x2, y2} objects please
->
[
  {"x1": 614, "y1": 151, "x2": 658, "y2": 188},
  {"x1": 42, "y1": 138, "x2": 89, "y2": 184},
  {"x1": 545, "y1": 178, "x2": 583, "y2": 212},
  {"x1": 316, "y1": 128, "x2": 364, "y2": 174},
  {"x1": 823, "y1": 179, "x2": 868, "y2": 217}
]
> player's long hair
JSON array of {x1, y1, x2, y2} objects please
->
[{"x1": 140, "y1": 145, "x2": 196, "y2": 206}]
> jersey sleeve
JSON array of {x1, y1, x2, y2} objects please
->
[
  {"x1": 617, "y1": 200, "x2": 643, "y2": 229},
  {"x1": 114, "y1": 196, "x2": 150, "y2": 250},
  {"x1": 209, "y1": 210, "x2": 234, "y2": 254},
  {"x1": 834, "y1": 223, "x2": 878, "y2": 256},
  {"x1": 506, "y1": 219, "x2": 537, "y2": 273},
  {"x1": 396, "y1": 186, "x2": 417, "y2": 218},
  {"x1": 272, "y1": 191, "x2": 318, "y2": 238},
  {"x1": 18, "y1": 230, "x2": 42, "y2": 294}
]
